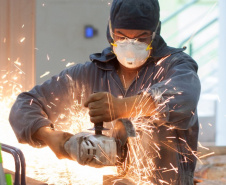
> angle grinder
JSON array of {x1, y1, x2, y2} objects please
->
[{"x1": 64, "y1": 119, "x2": 135, "y2": 175}]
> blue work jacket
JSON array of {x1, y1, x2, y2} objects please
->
[{"x1": 9, "y1": 36, "x2": 201, "y2": 184}]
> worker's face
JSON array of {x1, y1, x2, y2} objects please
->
[{"x1": 112, "y1": 29, "x2": 153, "y2": 69}]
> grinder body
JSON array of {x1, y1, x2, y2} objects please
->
[
  {"x1": 64, "y1": 119, "x2": 135, "y2": 172},
  {"x1": 64, "y1": 132, "x2": 117, "y2": 167}
]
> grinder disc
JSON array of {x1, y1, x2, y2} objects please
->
[{"x1": 112, "y1": 119, "x2": 136, "y2": 176}]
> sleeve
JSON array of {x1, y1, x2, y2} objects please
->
[
  {"x1": 9, "y1": 63, "x2": 89, "y2": 147},
  {"x1": 144, "y1": 53, "x2": 201, "y2": 129}
]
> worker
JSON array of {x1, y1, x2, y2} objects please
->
[{"x1": 9, "y1": 0, "x2": 201, "y2": 184}]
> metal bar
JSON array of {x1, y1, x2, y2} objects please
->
[
  {"x1": 1, "y1": 145, "x2": 20, "y2": 185},
  {"x1": 1, "y1": 144, "x2": 26, "y2": 185},
  {"x1": 189, "y1": 43, "x2": 193, "y2": 56},
  {"x1": 0, "y1": 144, "x2": 6, "y2": 185},
  {"x1": 179, "y1": 17, "x2": 218, "y2": 48},
  {"x1": 162, "y1": 0, "x2": 199, "y2": 24}
]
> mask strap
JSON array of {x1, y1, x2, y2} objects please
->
[
  {"x1": 147, "y1": 21, "x2": 160, "y2": 51},
  {"x1": 108, "y1": 19, "x2": 118, "y2": 47},
  {"x1": 109, "y1": 20, "x2": 114, "y2": 40},
  {"x1": 146, "y1": 41, "x2": 153, "y2": 51},
  {"x1": 152, "y1": 21, "x2": 160, "y2": 40},
  {"x1": 111, "y1": 42, "x2": 117, "y2": 47}
]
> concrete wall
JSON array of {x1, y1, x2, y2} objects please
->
[{"x1": 36, "y1": 0, "x2": 111, "y2": 84}]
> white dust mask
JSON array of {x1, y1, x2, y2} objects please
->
[{"x1": 113, "y1": 39, "x2": 151, "y2": 69}]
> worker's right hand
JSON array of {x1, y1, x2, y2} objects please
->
[{"x1": 33, "y1": 127, "x2": 73, "y2": 159}]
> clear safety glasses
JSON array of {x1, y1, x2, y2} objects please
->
[
  {"x1": 111, "y1": 31, "x2": 152, "y2": 44},
  {"x1": 111, "y1": 31, "x2": 153, "y2": 50}
]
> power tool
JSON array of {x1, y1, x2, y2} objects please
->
[{"x1": 64, "y1": 119, "x2": 136, "y2": 175}]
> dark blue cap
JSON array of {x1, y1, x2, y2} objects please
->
[{"x1": 110, "y1": 0, "x2": 160, "y2": 32}]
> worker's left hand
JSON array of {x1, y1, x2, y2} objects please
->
[{"x1": 84, "y1": 92, "x2": 123, "y2": 123}]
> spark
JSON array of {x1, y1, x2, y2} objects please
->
[
  {"x1": 98, "y1": 144, "x2": 114, "y2": 165},
  {"x1": 154, "y1": 143, "x2": 160, "y2": 151},
  {"x1": 47, "y1": 54, "x2": 50, "y2": 61},
  {"x1": 162, "y1": 163, "x2": 178, "y2": 174},
  {"x1": 22, "y1": 24, "x2": 25, "y2": 28},
  {"x1": 20, "y1": 37, "x2": 26, "y2": 43},
  {"x1": 179, "y1": 137, "x2": 187, "y2": 143},
  {"x1": 164, "y1": 79, "x2": 171, "y2": 85},
  {"x1": 66, "y1": 62, "x2": 75, "y2": 67},
  {"x1": 191, "y1": 111, "x2": 195, "y2": 115},
  {"x1": 156, "y1": 55, "x2": 170, "y2": 66},
  {"x1": 208, "y1": 123, "x2": 212, "y2": 127},
  {"x1": 66, "y1": 74, "x2": 72, "y2": 81},
  {"x1": 40, "y1": 71, "x2": 50, "y2": 78},
  {"x1": 2, "y1": 74, "x2": 7, "y2": 79},
  {"x1": 198, "y1": 142, "x2": 209, "y2": 151},
  {"x1": 173, "y1": 104, "x2": 177, "y2": 109},
  {"x1": 14, "y1": 58, "x2": 21, "y2": 66},
  {"x1": 166, "y1": 137, "x2": 176, "y2": 139},
  {"x1": 14, "y1": 64, "x2": 25, "y2": 74},
  {"x1": 158, "y1": 179, "x2": 170, "y2": 184},
  {"x1": 30, "y1": 99, "x2": 33, "y2": 105},
  {"x1": 61, "y1": 59, "x2": 66, "y2": 62},
  {"x1": 50, "y1": 102, "x2": 57, "y2": 106},
  {"x1": 199, "y1": 152, "x2": 215, "y2": 159},
  {"x1": 153, "y1": 67, "x2": 164, "y2": 80}
]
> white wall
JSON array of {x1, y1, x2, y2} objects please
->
[
  {"x1": 36, "y1": 0, "x2": 111, "y2": 84},
  {"x1": 216, "y1": 0, "x2": 226, "y2": 146}
]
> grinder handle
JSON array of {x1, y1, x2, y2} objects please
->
[{"x1": 95, "y1": 122, "x2": 103, "y2": 135}]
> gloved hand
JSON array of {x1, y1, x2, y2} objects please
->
[{"x1": 84, "y1": 92, "x2": 123, "y2": 123}]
